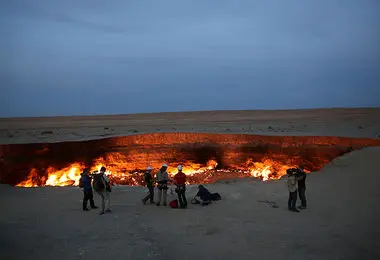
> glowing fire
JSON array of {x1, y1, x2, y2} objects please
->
[
  {"x1": 16, "y1": 153, "x2": 294, "y2": 187},
  {"x1": 246, "y1": 159, "x2": 292, "y2": 181}
]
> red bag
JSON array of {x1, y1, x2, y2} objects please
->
[{"x1": 169, "y1": 199, "x2": 179, "y2": 208}]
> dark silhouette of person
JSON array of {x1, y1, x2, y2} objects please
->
[
  {"x1": 142, "y1": 166, "x2": 155, "y2": 204},
  {"x1": 297, "y1": 166, "x2": 307, "y2": 209},
  {"x1": 79, "y1": 168, "x2": 98, "y2": 211}
]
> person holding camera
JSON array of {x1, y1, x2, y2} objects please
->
[
  {"x1": 79, "y1": 168, "x2": 98, "y2": 211},
  {"x1": 287, "y1": 168, "x2": 300, "y2": 212},
  {"x1": 297, "y1": 166, "x2": 307, "y2": 209}
]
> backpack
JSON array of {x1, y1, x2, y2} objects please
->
[
  {"x1": 93, "y1": 174, "x2": 105, "y2": 191},
  {"x1": 169, "y1": 199, "x2": 179, "y2": 208},
  {"x1": 79, "y1": 177, "x2": 84, "y2": 188}
]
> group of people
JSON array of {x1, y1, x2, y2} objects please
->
[
  {"x1": 286, "y1": 166, "x2": 307, "y2": 212},
  {"x1": 79, "y1": 166, "x2": 112, "y2": 215},
  {"x1": 79, "y1": 163, "x2": 219, "y2": 214},
  {"x1": 142, "y1": 164, "x2": 219, "y2": 208},
  {"x1": 79, "y1": 163, "x2": 307, "y2": 214}
]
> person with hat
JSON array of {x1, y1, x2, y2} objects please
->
[
  {"x1": 79, "y1": 168, "x2": 98, "y2": 211},
  {"x1": 174, "y1": 165, "x2": 187, "y2": 208},
  {"x1": 155, "y1": 164, "x2": 169, "y2": 206},
  {"x1": 142, "y1": 166, "x2": 155, "y2": 205}
]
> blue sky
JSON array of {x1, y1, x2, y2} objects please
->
[{"x1": 1, "y1": 0, "x2": 379, "y2": 117}]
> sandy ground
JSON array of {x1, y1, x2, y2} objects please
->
[
  {"x1": 0, "y1": 108, "x2": 380, "y2": 259},
  {"x1": 1, "y1": 108, "x2": 379, "y2": 144},
  {"x1": 0, "y1": 147, "x2": 379, "y2": 260}
]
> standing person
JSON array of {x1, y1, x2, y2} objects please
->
[
  {"x1": 297, "y1": 166, "x2": 307, "y2": 209},
  {"x1": 142, "y1": 166, "x2": 155, "y2": 204},
  {"x1": 156, "y1": 164, "x2": 169, "y2": 206},
  {"x1": 287, "y1": 168, "x2": 300, "y2": 213},
  {"x1": 93, "y1": 166, "x2": 112, "y2": 215},
  {"x1": 174, "y1": 165, "x2": 187, "y2": 208},
  {"x1": 79, "y1": 168, "x2": 98, "y2": 211}
]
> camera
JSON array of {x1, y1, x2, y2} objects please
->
[{"x1": 287, "y1": 168, "x2": 301, "y2": 176}]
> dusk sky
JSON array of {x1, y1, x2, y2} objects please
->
[{"x1": 1, "y1": 0, "x2": 379, "y2": 117}]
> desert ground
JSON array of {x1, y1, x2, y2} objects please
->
[
  {"x1": 0, "y1": 108, "x2": 380, "y2": 260},
  {"x1": 0, "y1": 108, "x2": 379, "y2": 144}
]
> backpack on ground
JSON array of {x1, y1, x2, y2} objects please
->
[
  {"x1": 93, "y1": 174, "x2": 105, "y2": 191},
  {"x1": 169, "y1": 199, "x2": 179, "y2": 208}
]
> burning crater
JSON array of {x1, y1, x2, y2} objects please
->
[{"x1": 0, "y1": 133, "x2": 379, "y2": 187}]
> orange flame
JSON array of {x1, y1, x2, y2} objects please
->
[
  {"x1": 16, "y1": 153, "x2": 294, "y2": 187},
  {"x1": 247, "y1": 159, "x2": 291, "y2": 181}
]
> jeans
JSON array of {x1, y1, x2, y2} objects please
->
[
  {"x1": 288, "y1": 191, "x2": 297, "y2": 210},
  {"x1": 97, "y1": 190, "x2": 111, "y2": 213},
  {"x1": 176, "y1": 185, "x2": 187, "y2": 208},
  {"x1": 298, "y1": 187, "x2": 307, "y2": 207},
  {"x1": 83, "y1": 189, "x2": 96, "y2": 210},
  {"x1": 143, "y1": 186, "x2": 154, "y2": 203}
]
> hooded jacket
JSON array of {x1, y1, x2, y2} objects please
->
[
  {"x1": 79, "y1": 173, "x2": 92, "y2": 191},
  {"x1": 196, "y1": 186, "x2": 212, "y2": 201}
]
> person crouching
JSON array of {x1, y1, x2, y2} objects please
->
[
  {"x1": 174, "y1": 165, "x2": 187, "y2": 208},
  {"x1": 142, "y1": 166, "x2": 155, "y2": 204},
  {"x1": 79, "y1": 168, "x2": 98, "y2": 211},
  {"x1": 156, "y1": 164, "x2": 169, "y2": 206},
  {"x1": 195, "y1": 185, "x2": 212, "y2": 205}
]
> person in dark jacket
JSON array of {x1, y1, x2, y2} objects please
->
[
  {"x1": 297, "y1": 166, "x2": 307, "y2": 209},
  {"x1": 142, "y1": 166, "x2": 155, "y2": 204},
  {"x1": 79, "y1": 168, "x2": 98, "y2": 211},
  {"x1": 196, "y1": 185, "x2": 212, "y2": 205}
]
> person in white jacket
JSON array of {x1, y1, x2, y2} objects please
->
[
  {"x1": 155, "y1": 164, "x2": 169, "y2": 206},
  {"x1": 287, "y1": 168, "x2": 299, "y2": 213}
]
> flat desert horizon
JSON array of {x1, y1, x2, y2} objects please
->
[
  {"x1": 1, "y1": 108, "x2": 380, "y2": 260},
  {"x1": 1, "y1": 107, "x2": 379, "y2": 145}
]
